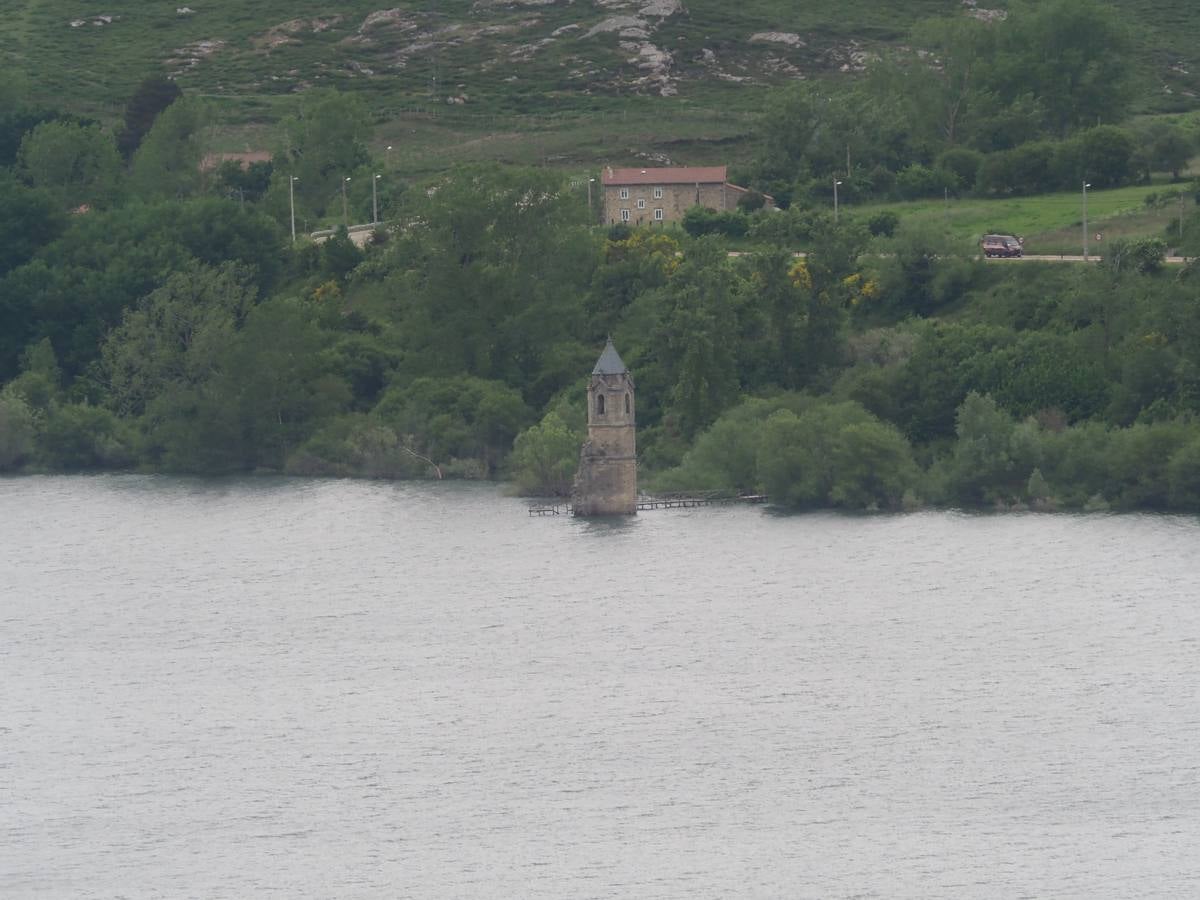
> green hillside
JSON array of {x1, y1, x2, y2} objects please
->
[{"x1": 5, "y1": 0, "x2": 1199, "y2": 168}]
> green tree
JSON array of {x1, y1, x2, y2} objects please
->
[
  {"x1": 937, "y1": 392, "x2": 1043, "y2": 504},
  {"x1": 1167, "y1": 435, "x2": 1200, "y2": 509},
  {"x1": 275, "y1": 89, "x2": 373, "y2": 220},
  {"x1": 129, "y1": 98, "x2": 209, "y2": 200},
  {"x1": 0, "y1": 196, "x2": 284, "y2": 379},
  {"x1": 382, "y1": 165, "x2": 594, "y2": 404},
  {"x1": 873, "y1": 222, "x2": 977, "y2": 317},
  {"x1": 656, "y1": 239, "x2": 741, "y2": 438},
  {"x1": 0, "y1": 175, "x2": 65, "y2": 277},
  {"x1": 37, "y1": 403, "x2": 132, "y2": 470},
  {"x1": 4, "y1": 337, "x2": 62, "y2": 412},
  {"x1": 989, "y1": 0, "x2": 1135, "y2": 136},
  {"x1": 756, "y1": 401, "x2": 917, "y2": 509},
  {"x1": 148, "y1": 299, "x2": 350, "y2": 472},
  {"x1": 509, "y1": 411, "x2": 581, "y2": 496},
  {"x1": 754, "y1": 82, "x2": 912, "y2": 198},
  {"x1": 905, "y1": 16, "x2": 995, "y2": 146},
  {"x1": 1104, "y1": 238, "x2": 1168, "y2": 276},
  {"x1": 17, "y1": 121, "x2": 121, "y2": 209},
  {"x1": 655, "y1": 395, "x2": 817, "y2": 495},
  {"x1": 374, "y1": 374, "x2": 531, "y2": 474},
  {"x1": 116, "y1": 75, "x2": 182, "y2": 161},
  {"x1": 1056, "y1": 125, "x2": 1137, "y2": 189},
  {"x1": 1145, "y1": 125, "x2": 1194, "y2": 181},
  {"x1": 796, "y1": 221, "x2": 869, "y2": 380},
  {"x1": 896, "y1": 323, "x2": 1013, "y2": 442},
  {"x1": 0, "y1": 393, "x2": 36, "y2": 470},
  {"x1": 101, "y1": 262, "x2": 257, "y2": 417}
]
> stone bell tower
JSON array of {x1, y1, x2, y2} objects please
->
[{"x1": 573, "y1": 338, "x2": 637, "y2": 516}]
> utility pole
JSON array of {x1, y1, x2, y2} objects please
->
[
  {"x1": 372, "y1": 173, "x2": 381, "y2": 225},
  {"x1": 289, "y1": 175, "x2": 298, "y2": 244},
  {"x1": 342, "y1": 176, "x2": 351, "y2": 226},
  {"x1": 1082, "y1": 181, "x2": 1091, "y2": 261}
]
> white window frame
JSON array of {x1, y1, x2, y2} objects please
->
[
  {"x1": 620, "y1": 208, "x2": 631, "y2": 222},
  {"x1": 636, "y1": 198, "x2": 646, "y2": 209},
  {"x1": 654, "y1": 208, "x2": 664, "y2": 221},
  {"x1": 653, "y1": 186, "x2": 664, "y2": 199},
  {"x1": 619, "y1": 187, "x2": 629, "y2": 200}
]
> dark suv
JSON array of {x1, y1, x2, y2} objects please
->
[{"x1": 981, "y1": 234, "x2": 1023, "y2": 258}]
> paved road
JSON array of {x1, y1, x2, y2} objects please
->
[
  {"x1": 729, "y1": 251, "x2": 1192, "y2": 265},
  {"x1": 987, "y1": 254, "x2": 1190, "y2": 264}
]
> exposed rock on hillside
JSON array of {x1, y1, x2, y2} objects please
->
[
  {"x1": 255, "y1": 17, "x2": 344, "y2": 50},
  {"x1": 587, "y1": 16, "x2": 649, "y2": 38},
  {"x1": 750, "y1": 32, "x2": 805, "y2": 47},
  {"x1": 358, "y1": 9, "x2": 425, "y2": 36},
  {"x1": 170, "y1": 39, "x2": 224, "y2": 67}
]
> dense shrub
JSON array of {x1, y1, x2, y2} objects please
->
[
  {"x1": 682, "y1": 206, "x2": 749, "y2": 238},
  {"x1": 893, "y1": 164, "x2": 960, "y2": 200},
  {"x1": 508, "y1": 411, "x2": 581, "y2": 496},
  {"x1": 0, "y1": 393, "x2": 36, "y2": 470},
  {"x1": 867, "y1": 211, "x2": 900, "y2": 238},
  {"x1": 757, "y1": 401, "x2": 918, "y2": 509}
]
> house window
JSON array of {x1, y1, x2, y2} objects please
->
[
  {"x1": 653, "y1": 187, "x2": 663, "y2": 199},
  {"x1": 654, "y1": 208, "x2": 664, "y2": 221},
  {"x1": 636, "y1": 198, "x2": 646, "y2": 209},
  {"x1": 620, "y1": 208, "x2": 631, "y2": 222},
  {"x1": 596, "y1": 393, "x2": 605, "y2": 416},
  {"x1": 625, "y1": 393, "x2": 631, "y2": 415},
  {"x1": 619, "y1": 187, "x2": 629, "y2": 200}
]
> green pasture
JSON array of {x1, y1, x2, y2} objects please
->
[{"x1": 851, "y1": 181, "x2": 1195, "y2": 254}]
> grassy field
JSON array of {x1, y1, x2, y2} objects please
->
[{"x1": 850, "y1": 179, "x2": 1196, "y2": 254}]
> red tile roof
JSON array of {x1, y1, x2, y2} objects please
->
[{"x1": 602, "y1": 166, "x2": 728, "y2": 186}]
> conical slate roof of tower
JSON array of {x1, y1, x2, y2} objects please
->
[{"x1": 592, "y1": 338, "x2": 627, "y2": 375}]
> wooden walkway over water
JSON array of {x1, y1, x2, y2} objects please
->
[{"x1": 528, "y1": 493, "x2": 768, "y2": 516}]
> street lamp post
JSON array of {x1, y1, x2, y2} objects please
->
[
  {"x1": 1082, "y1": 181, "x2": 1091, "y2": 261},
  {"x1": 386, "y1": 145, "x2": 393, "y2": 169},
  {"x1": 587, "y1": 177, "x2": 595, "y2": 220},
  {"x1": 834, "y1": 179, "x2": 842, "y2": 223},
  {"x1": 372, "y1": 174, "x2": 381, "y2": 225},
  {"x1": 342, "y1": 176, "x2": 351, "y2": 226},
  {"x1": 289, "y1": 175, "x2": 298, "y2": 244}
]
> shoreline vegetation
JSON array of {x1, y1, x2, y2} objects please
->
[{"x1": 5, "y1": 1, "x2": 1200, "y2": 513}]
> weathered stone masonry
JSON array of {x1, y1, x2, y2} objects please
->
[{"x1": 573, "y1": 339, "x2": 637, "y2": 516}]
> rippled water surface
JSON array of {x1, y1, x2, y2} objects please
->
[{"x1": 3, "y1": 475, "x2": 1200, "y2": 898}]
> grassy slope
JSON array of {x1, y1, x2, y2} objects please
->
[
  {"x1": 7, "y1": 2, "x2": 1199, "y2": 145},
  {"x1": 5, "y1": 1, "x2": 1199, "y2": 238},
  {"x1": 853, "y1": 179, "x2": 1196, "y2": 254}
]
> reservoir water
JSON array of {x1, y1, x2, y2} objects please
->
[{"x1": 2, "y1": 475, "x2": 1199, "y2": 898}]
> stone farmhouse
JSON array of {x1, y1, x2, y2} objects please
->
[{"x1": 600, "y1": 165, "x2": 774, "y2": 226}]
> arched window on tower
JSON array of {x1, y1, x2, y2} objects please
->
[
  {"x1": 625, "y1": 393, "x2": 631, "y2": 415},
  {"x1": 596, "y1": 393, "x2": 605, "y2": 416}
]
